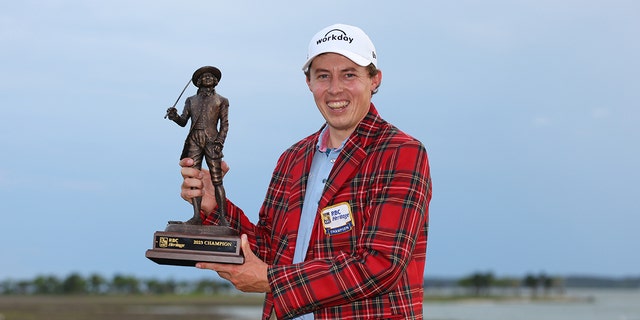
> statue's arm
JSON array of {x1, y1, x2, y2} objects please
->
[
  {"x1": 215, "y1": 98, "x2": 230, "y2": 145},
  {"x1": 167, "y1": 99, "x2": 191, "y2": 127}
]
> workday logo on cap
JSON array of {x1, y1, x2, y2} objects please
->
[
  {"x1": 316, "y1": 28, "x2": 355, "y2": 46},
  {"x1": 302, "y1": 23, "x2": 377, "y2": 72}
]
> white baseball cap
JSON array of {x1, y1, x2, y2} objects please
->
[{"x1": 302, "y1": 23, "x2": 377, "y2": 72}]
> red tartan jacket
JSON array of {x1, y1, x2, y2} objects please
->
[{"x1": 203, "y1": 104, "x2": 431, "y2": 319}]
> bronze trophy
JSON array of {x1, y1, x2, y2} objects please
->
[{"x1": 146, "y1": 66, "x2": 244, "y2": 266}]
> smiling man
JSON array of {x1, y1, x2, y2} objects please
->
[{"x1": 179, "y1": 23, "x2": 432, "y2": 319}]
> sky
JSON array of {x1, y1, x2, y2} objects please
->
[{"x1": 1, "y1": 0, "x2": 638, "y2": 281}]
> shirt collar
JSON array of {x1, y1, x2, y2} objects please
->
[{"x1": 317, "y1": 125, "x2": 347, "y2": 153}]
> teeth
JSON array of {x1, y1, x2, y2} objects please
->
[{"x1": 327, "y1": 101, "x2": 348, "y2": 109}]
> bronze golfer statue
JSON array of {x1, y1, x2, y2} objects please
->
[
  {"x1": 165, "y1": 66, "x2": 229, "y2": 226},
  {"x1": 146, "y1": 66, "x2": 243, "y2": 266}
]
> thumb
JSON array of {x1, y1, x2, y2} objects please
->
[{"x1": 240, "y1": 234, "x2": 254, "y2": 258}]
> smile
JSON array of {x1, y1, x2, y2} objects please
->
[{"x1": 327, "y1": 101, "x2": 349, "y2": 110}]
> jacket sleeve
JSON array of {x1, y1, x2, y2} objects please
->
[
  {"x1": 172, "y1": 98, "x2": 191, "y2": 127},
  {"x1": 201, "y1": 149, "x2": 294, "y2": 263},
  {"x1": 201, "y1": 199, "x2": 273, "y2": 262},
  {"x1": 268, "y1": 140, "x2": 431, "y2": 319}
]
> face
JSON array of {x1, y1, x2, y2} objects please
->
[
  {"x1": 198, "y1": 73, "x2": 218, "y2": 87},
  {"x1": 306, "y1": 53, "x2": 382, "y2": 143}
]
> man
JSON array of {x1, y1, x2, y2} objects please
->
[
  {"x1": 167, "y1": 66, "x2": 230, "y2": 224},
  {"x1": 180, "y1": 24, "x2": 431, "y2": 319}
]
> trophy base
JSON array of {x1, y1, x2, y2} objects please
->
[{"x1": 146, "y1": 223, "x2": 244, "y2": 266}]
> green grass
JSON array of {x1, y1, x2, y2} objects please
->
[
  {"x1": 0, "y1": 294, "x2": 264, "y2": 320},
  {"x1": 0, "y1": 293, "x2": 590, "y2": 320}
]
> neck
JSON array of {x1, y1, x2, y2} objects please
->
[
  {"x1": 325, "y1": 128, "x2": 352, "y2": 149},
  {"x1": 198, "y1": 87, "x2": 215, "y2": 96}
]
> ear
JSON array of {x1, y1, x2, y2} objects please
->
[
  {"x1": 371, "y1": 69, "x2": 382, "y2": 92},
  {"x1": 306, "y1": 74, "x2": 312, "y2": 91}
]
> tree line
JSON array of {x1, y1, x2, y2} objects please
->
[
  {"x1": 453, "y1": 272, "x2": 564, "y2": 297},
  {"x1": 0, "y1": 273, "x2": 232, "y2": 295},
  {"x1": 6, "y1": 271, "x2": 632, "y2": 297}
]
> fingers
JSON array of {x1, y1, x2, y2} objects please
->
[
  {"x1": 179, "y1": 158, "x2": 203, "y2": 201},
  {"x1": 221, "y1": 160, "x2": 230, "y2": 174},
  {"x1": 195, "y1": 235, "x2": 270, "y2": 293},
  {"x1": 196, "y1": 262, "x2": 235, "y2": 280},
  {"x1": 178, "y1": 158, "x2": 226, "y2": 212},
  {"x1": 181, "y1": 158, "x2": 230, "y2": 177},
  {"x1": 180, "y1": 161, "x2": 201, "y2": 180},
  {"x1": 179, "y1": 157, "x2": 194, "y2": 168},
  {"x1": 195, "y1": 262, "x2": 220, "y2": 271},
  {"x1": 195, "y1": 237, "x2": 250, "y2": 272},
  {"x1": 180, "y1": 184, "x2": 202, "y2": 202}
]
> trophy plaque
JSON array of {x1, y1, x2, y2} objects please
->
[
  {"x1": 146, "y1": 66, "x2": 244, "y2": 266},
  {"x1": 145, "y1": 224, "x2": 244, "y2": 266}
]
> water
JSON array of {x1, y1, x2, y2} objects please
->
[
  {"x1": 128, "y1": 305, "x2": 264, "y2": 319},
  {"x1": 423, "y1": 289, "x2": 640, "y2": 320},
  {"x1": 219, "y1": 289, "x2": 640, "y2": 319}
]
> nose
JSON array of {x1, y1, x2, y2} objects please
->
[{"x1": 328, "y1": 77, "x2": 343, "y2": 94}]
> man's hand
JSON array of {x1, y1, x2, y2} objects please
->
[
  {"x1": 179, "y1": 158, "x2": 229, "y2": 215},
  {"x1": 196, "y1": 234, "x2": 271, "y2": 293}
]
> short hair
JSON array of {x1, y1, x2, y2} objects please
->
[{"x1": 304, "y1": 61, "x2": 381, "y2": 95}]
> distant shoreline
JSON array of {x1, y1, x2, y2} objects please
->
[{"x1": 2, "y1": 290, "x2": 632, "y2": 320}]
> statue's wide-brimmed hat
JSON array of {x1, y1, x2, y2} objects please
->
[{"x1": 192, "y1": 66, "x2": 222, "y2": 85}]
